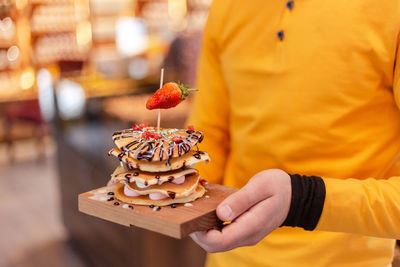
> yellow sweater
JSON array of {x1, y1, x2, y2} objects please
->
[{"x1": 188, "y1": 0, "x2": 400, "y2": 266}]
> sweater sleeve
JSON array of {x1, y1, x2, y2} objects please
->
[
  {"x1": 186, "y1": 0, "x2": 230, "y2": 184},
  {"x1": 316, "y1": 34, "x2": 400, "y2": 239},
  {"x1": 315, "y1": 177, "x2": 400, "y2": 239},
  {"x1": 393, "y1": 33, "x2": 400, "y2": 108}
]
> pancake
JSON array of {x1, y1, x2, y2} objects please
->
[
  {"x1": 123, "y1": 172, "x2": 200, "y2": 198},
  {"x1": 114, "y1": 183, "x2": 205, "y2": 206},
  {"x1": 111, "y1": 165, "x2": 199, "y2": 186},
  {"x1": 111, "y1": 165, "x2": 128, "y2": 177},
  {"x1": 108, "y1": 148, "x2": 210, "y2": 172},
  {"x1": 112, "y1": 127, "x2": 203, "y2": 162}
]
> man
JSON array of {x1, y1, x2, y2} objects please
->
[{"x1": 188, "y1": 0, "x2": 400, "y2": 266}]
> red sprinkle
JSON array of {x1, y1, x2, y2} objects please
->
[
  {"x1": 153, "y1": 133, "x2": 163, "y2": 139},
  {"x1": 172, "y1": 136, "x2": 182, "y2": 143},
  {"x1": 199, "y1": 179, "x2": 207, "y2": 186},
  {"x1": 142, "y1": 131, "x2": 155, "y2": 139},
  {"x1": 187, "y1": 125, "x2": 195, "y2": 131},
  {"x1": 132, "y1": 124, "x2": 141, "y2": 131},
  {"x1": 139, "y1": 123, "x2": 149, "y2": 128}
]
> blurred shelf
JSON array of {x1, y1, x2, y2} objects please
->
[
  {"x1": 0, "y1": 88, "x2": 38, "y2": 104},
  {"x1": 0, "y1": 41, "x2": 15, "y2": 48},
  {"x1": 69, "y1": 75, "x2": 145, "y2": 99},
  {"x1": 31, "y1": 28, "x2": 76, "y2": 35},
  {"x1": 31, "y1": 0, "x2": 75, "y2": 5},
  {"x1": 0, "y1": 35, "x2": 16, "y2": 47}
]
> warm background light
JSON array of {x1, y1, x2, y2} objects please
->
[
  {"x1": 0, "y1": 2, "x2": 238, "y2": 267},
  {"x1": 7, "y1": 45, "x2": 19, "y2": 61},
  {"x1": 168, "y1": 0, "x2": 187, "y2": 19},
  {"x1": 20, "y1": 68, "x2": 35, "y2": 90},
  {"x1": 168, "y1": 0, "x2": 188, "y2": 31},
  {"x1": 116, "y1": 17, "x2": 148, "y2": 57},
  {"x1": 16, "y1": 0, "x2": 28, "y2": 10},
  {"x1": 76, "y1": 21, "x2": 92, "y2": 47}
]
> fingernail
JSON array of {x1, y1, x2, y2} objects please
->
[{"x1": 219, "y1": 205, "x2": 232, "y2": 220}]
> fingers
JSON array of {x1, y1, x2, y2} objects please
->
[
  {"x1": 190, "y1": 169, "x2": 292, "y2": 253},
  {"x1": 191, "y1": 197, "x2": 279, "y2": 253},
  {"x1": 217, "y1": 174, "x2": 272, "y2": 221},
  {"x1": 218, "y1": 197, "x2": 277, "y2": 247},
  {"x1": 190, "y1": 231, "x2": 222, "y2": 252}
]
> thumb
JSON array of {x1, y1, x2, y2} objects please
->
[{"x1": 216, "y1": 179, "x2": 269, "y2": 222}]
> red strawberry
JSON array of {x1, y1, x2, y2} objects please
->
[
  {"x1": 139, "y1": 122, "x2": 149, "y2": 128},
  {"x1": 146, "y1": 82, "x2": 198, "y2": 110}
]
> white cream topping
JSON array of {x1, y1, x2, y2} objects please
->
[
  {"x1": 149, "y1": 192, "x2": 168, "y2": 200},
  {"x1": 89, "y1": 188, "x2": 110, "y2": 201},
  {"x1": 186, "y1": 163, "x2": 196, "y2": 168},
  {"x1": 124, "y1": 175, "x2": 200, "y2": 199},
  {"x1": 172, "y1": 175, "x2": 185, "y2": 185},
  {"x1": 136, "y1": 181, "x2": 150, "y2": 188},
  {"x1": 95, "y1": 189, "x2": 107, "y2": 194},
  {"x1": 124, "y1": 184, "x2": 140, "y2": 197},
  {"x1": 89, "y1": 195, "x2": 108, "y2": 201}
]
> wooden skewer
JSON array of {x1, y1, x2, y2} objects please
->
[{"x1": 157, "y1": 68, "x2": 164, "y2": 131}]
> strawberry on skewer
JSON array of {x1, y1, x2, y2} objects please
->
[{"x1": 146, "y1": 82, "x2": 198, "y2": 110}]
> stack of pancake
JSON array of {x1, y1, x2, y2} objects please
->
[{"x1": 108, "y1": 126, "x2": 210, "y2": 206}]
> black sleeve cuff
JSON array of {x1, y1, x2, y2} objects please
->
[{"x1": 281, "y1": 174, "x2": 326, "y2": 231}]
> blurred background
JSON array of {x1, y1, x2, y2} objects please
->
[
  {"x1": 0, "y1": 0, "x2": 211, "y2": 266},
  {"x1": 1, "y1": 1, "x2": 400, "y2": 267}
]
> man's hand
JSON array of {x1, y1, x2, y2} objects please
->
[{"x1": 190, "y1": 169, "x2": 292, "y2": 253}]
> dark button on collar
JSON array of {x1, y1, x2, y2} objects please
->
[
  {"x1": 286, "y1": 1, "x2": 294, "y2": 10},
  {"x1": 277, "y1": 30, "x2": 285, "y2": 41}
]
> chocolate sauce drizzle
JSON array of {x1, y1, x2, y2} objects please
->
[
  {"x1": 125, "y1": 173, "x2": 131, "y2": 183},
  {"x1": 125, "y1": 140, "x2": 140, "y2": 150},
  {"x1": 112, "y1": 128, "x2": 204, "y2": 165},
  {"x1": 159, "y1": 143, "x2": 164, "y2": 161},
  {"x1": 193, "y1": 153, "x2": 201, "y2": 160},
  {"x1": 136, "y1": 141, "x2": 156, "y2": 161},
  {"x1": 117, "y1": 152, "x2": 124, "y2": 161},
  {"x1": 167, "y1": 191, "x2": 176, "y2": 199},
  {"x1": 112, "y1": 129, "x2": 139, "y2": 141}
]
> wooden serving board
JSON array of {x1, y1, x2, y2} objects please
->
[{"x1": 78, "y1": 183, "x2": 237, "y2": 239}]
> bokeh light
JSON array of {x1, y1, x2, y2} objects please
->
[
  {"x1": 7, "y1": 46, "x2": 19, "y2": 62},
  {"x1": 56, "y1": 79, "x2": 86, "y2": 120},
  {"x1": 116, "y1": 17, "x2": 148, "y2": 57},
  {"x1": 20, "y1": 68, "x2": 35, "y2": 90}
]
